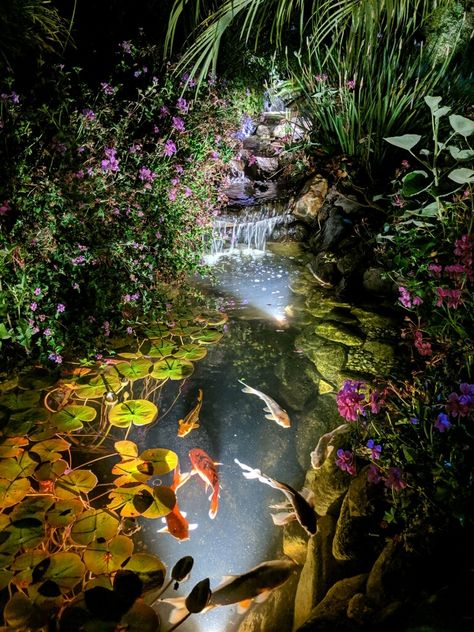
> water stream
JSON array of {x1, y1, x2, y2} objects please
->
[{"x1": 135, "y1": 247, "x2": 309, "y2": 632}]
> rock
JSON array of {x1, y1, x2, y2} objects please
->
[
  {"x1": 350, "y1": 307, "x2": 399, "y2": 338},
  {"x1": 362, "y1": 267, "x2": 396, "y2": 296},
  {"x1": 346, "y1": 340, "x2": 396, "y2": 377},
  {"x1": 332, "y1": 467, "x2": 385, "y2": 565},
  {"x1": 296, "y1": 395, "x2": 342, "y2": 470},
  {"x1": 293, "y1": 516, "x2": 339, "y2": 630},
  {"x1": 346, "y1": 592, "x2": 374, "y2": 624},
  {"x1": 310, "y1": 341, "x2": 348, "y2": 383},
  {"x1": 293, "y1": 174, "x2": 329, "y2": 222},
  {"x1": 274, "y1": 354, "x2": 319, "y2": 412},
  {"x1": 296, "y1": 574, "x2": 368, "y2": 630},
  {"x1": 312, "y1": 209, "x2": 349, "y2": 251},
  {"x1": 314, "y1": 321, "x2": 364, "y2": 347},
  {"x1": 283, "y1": 520, "x2": 310, "y2": 566},
  {"x1": 273, "y1": 121, "x2": 293, "y2": 138},
  {"x1": 256, "y1": 124, "x2": 271, "y2": 137},
  {"x1": 255, "y1": 155, "x2": 280, "y2": 175},
  {"x1": 237, "y1": 569, "x2": 300, "y2": 632}
]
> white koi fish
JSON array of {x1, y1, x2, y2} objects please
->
[
  {"x1": 310, "y1": 423, "x2": 351, "y2": 469},
  {"x1": 238, "y1": 379, "x2": 290, "y2": 428}
]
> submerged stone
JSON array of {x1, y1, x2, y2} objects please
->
[
  {"x1": 296, "y1": 395, "x2": 342, "y2": 470},
  {"x1": 314, "y1": 321, "x2": 364, "y2": 347}
]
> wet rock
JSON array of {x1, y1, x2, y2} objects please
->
[
  {"x1": 311, "y1": 209, "x2": 349, "y2": 251},
  {"x1": 332, "y1": 467, "x2": 385, "y2": 565},
  {"x1": 362, "y1": 267, "x2": 396, "y2": 296},
  {"x1": 314, "y1": 322, "x2": 364, "y2": 347},
  {"x1": 274, "y1": 354, "x2": 319, "y2": 412},
  {"x1": 296, "y1": 395, "x2": 341, "y2": 470},
  {"x1": 283, "y1": 520, "x2": 310, "y2": 566},
  {"x1": 346, "y1": 592, "x2": 374, "y2": 625},
  {"x1": 311, "y1": 341, "x2": 348, "y2": 383},
  {"x1": 346, "y1": 340, "x2": 396, "y2": 377},
  {"x1": 237, "y1": 569, "x2": 300, "y2": 632},
  {"x1": 296, "y1": 574, "x2": 368, "y2": 630},
  {"x1": 292, "y1": 174, "x2": 329, "y2": 222},
  {"x1": 273, "y1": 121, "x2": 293, "y2": 138},
  {"x1": 293, "y1": 515, "x2": 339, "y2": 630},
  {"x1": 255, "y1": 156, "x2": 280, "y2": 176},
  {"x1": 350, "y1": 307, "x2": 399, "y2": 338}
]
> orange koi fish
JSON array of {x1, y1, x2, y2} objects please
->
[
  {"x1": 188, "y1": 448, "x2": 220, "y2": 519},
  {"x1": 177, "y1": 389, "x2": 203, "y2": 437},
  {"x1": 158, "y1": 466, "x2": 196, "y2": 541}
]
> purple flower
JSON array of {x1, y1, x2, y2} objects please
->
[
  {"x1": 72, "y1": 255, "x2": 86, "y2": 265},
  {"x1": 43, "y1": 328, "x2": 52, "y2": 337},
  {"x1": 138, "y1": 166, "x2": 157, "y2": 184},
  {"x1": 48, "y1": 352, "x2": 63, "y2": 364},
  {"x1": 369, "y1": 389, "x2": 384, "y2": 414},
  {"x1": 445, "y1": 384, "x2": 474, "y2": 417},
  {"x1": 336, "y1": 380, "x2": 367, "y2": 422},
  {"x1": 101, "y1": 146, "x2": 120, "y2": 173},
  {"x1": 367, "y1": 439, "x2": 382, "y2": 460},
  {"x1": 168, "y1": 188, "x2": 177, "y2": 202},
  {"x1": 315, "y1": 74, "x2": 328, "y2": 82},
  {"x1": 435, "y1": 412, "x2": 451, "y2": 433},
  {"x1": 172, "y1": 116, "x2": 185, "y2": 132},
  {"x1": 82, "y1": 108, "x2": 95, "y2": 121},
  {"x1": 100, "y1": 82, "x2": 114, "y2": 95},
  {"x1": 34, "y1": 288, "x2": 42, "y2": 296},
  {"x1": 160, "y1": 105, "x2": 170, "y2": 117},
  {"x1": 335, "y1": 449, "x2": 356, "y2": 475},
  {"x1": 385, "y1": 467, "x2": 407, "y2": 492},
  {"x1": 164, "y1": 139, "x2": 177, "y2": 157},
  {"x1": 398, "y1": 286, "x2": 412, "y2": 308},
  {"x1": 346, "y1": 79, "x2": 356, "y2": 90},
  {"x1": 176, "y1": 97, "x2": 189, "y2": 113},
  {"x1": 155, "y1": 231, "x2": 162, "y2": 240},
  {"x1": 30, "y1": 302, "x2": 38, "y2": 311},
  {"x1": 120, "y1": 40, "x2": 132, "y2": 54},
  {"x1": 126, "y1": 326, "x2": 134, "y2": 335},
  {"x1": 367, "y1": 464, "x2": 382, "y2": 484},
  {"x1": 409, "y1": 417, "x2": 419, "y2": 424},
  {"x1": 0, "y1": 200, "x2": 11, "y2": 215},
  {"x1": 56, "y1": 303, "x2": 65, "y2": 313}
]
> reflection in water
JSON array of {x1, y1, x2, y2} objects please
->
[{"x1": 133, "y1": 251, "x2": 307, "y2": 632}]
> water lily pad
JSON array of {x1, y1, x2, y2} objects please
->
[
  {"x1": 143, "y1": 338, "x2": 176, "y2": 358},
  {"x1": 169, "y1": 325, "x2": 202, "y2": 337},
  {"x1": 9, "y1": 407, "x2": 49, "y2": 425},
  {"x1": 52, "y1": 405, "x2": 97, "y2": 432},
  {"x1": 107, "y1": 483, "x2": 151, "y2": 517},
  {"x1": 0, "y1": 518, "x2": 45, "y2": 553},
  {"x1": 30, "y1": 438, "x2": 70, "y2": 462},
  {"x1": 108, "y1": 400, "x2": 158, "y2": 428},
  {"x1": 115, "y1": 359, "x2": 152, "y2": 381},
  {"x1": 3, "y1": 592, "x2": 44, "y2": 629},
  {"x1": 83, "y1": 535, "x2": 134, "y2": 574},
  {"x1": 41, "y1": 551, "x2": 85, "y2": 592},
  {"x1": 0, "y1": 451, "x2": 37, "y2": 480},
  {"x1": 116, "y1": 352, "x2": 143, "y2": 360},
  {"x1": 0, "y1": 568, "x2": 13, "y2": 590},
  {"x1": 70, "y1": 509, "x2": 120, "y2": 545},
  {"x1": 144, "y1": 323, "x2": 171, "y2": 338},
  {"x1": 55, "y1": 469, "x2": 98, "y2": 499},
  {"x1": 0, "y1": 390, "x2": 41, "y2": 410},
  {"x1": 114, "y1": 440, "x2": 138, "y2": 459},
  {"x1": 0, "y1": 478, "x2": 31, "y2": 508},
  {"x1": 190, "y1": 329, "x2": 223, "y2": 345},
  {"x1": 74, "y1": 374, "x2": 122, "y2": 400},
  {"x1": 112, "y1": 457, "x2": 155, "y2": 486},
  {"x1": 9, "y1": 496, "x2": 54, "y2": 521},
  {"x1": 195, "y1": 311, "x2": 228, "y2": 326},
  {"x1": 0, "y1": 437, "x2": 29, "y2": 459},
  {"x1": 11, "y1": 551, "x2": 49, "y2": 589},
  {"x1": 46, "y1": 499, "x2": 83, "y2": 528},
  {"x1": 107, "y1": 483, "x2": 175, "y2": 518},
  {"x1": 138, "y1": 448, "x2": 178, "y2": 476},
  {"x1": 122, "y1": 554, "x2": 166, "y2": 592},
  {"x1": 119, "y1": 599, "x2": 161, "y2": 631},
  {"x1": 34, "y1": 459, "x2": 68, "y2": 483},
  {"x1": 173, "y1": 344, "x2": 208, "y2": 361},
  {"x1": 150, "y1": 358, "x2": 194, "y2": 380}
]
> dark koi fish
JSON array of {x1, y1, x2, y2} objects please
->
[
  {"x1": 189, "y1": 448, "x2": 220, "y2": 519},
  {"x1": 177, "y1": 389, "x2": 203, "y2": 437}
]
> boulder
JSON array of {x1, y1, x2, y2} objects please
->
[
  {"x1": 346, "y1": 592, "x2": 375, "y2": 625},
  {"x1": 255, "y1": 156, "x2": 280, "y2": 176},
  {"x1": 314, "y1": 321, "x2": 364, "y2": 347},
  {"x1": 293, "y1": 174, "x2": 329, "y2": 222},
  {"x1": 274, "y1": 354, "x2": 319, "y2": 412},
  {"x1": 283, "y1": 520, "x2": 310, "y2": 566},
  {"x1": 256, "y1": 123, "x2": 271, "y2": 137},
  {"x1": 362, "y1": 267, "x2": 396, "y2": 297},
  {"x1": 292, "y1": 516, "x2": 339, "y2": 630},
  {"x1": 346, "y1": 340, "x2": 396, "y2": 377},
  {"x1": 296, "y1": 395, "x2": 342, "y2": 470}
]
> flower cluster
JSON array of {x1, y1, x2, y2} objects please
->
[{"x1": 336, "y1": 380, "x2": 384, "y2": 422}]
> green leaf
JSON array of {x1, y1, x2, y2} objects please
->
[
  {"x1": 107, "y1": 483, "x2": 151, "y2": 517},
  {"x1": 70, "y1": 509, "x2": 120, "y2": 545},
  {"x1": 433, "y1": 106, "x2": 450, "y2": 119},
  {"x1": 424, "y1": 96, "x2": 442, "y2": 112},
  {"x1": 0, "y1": 390, "x2": 41, "y2": 410},
  {"x1": 185, "y1": 578, "x2": 211, "y2": 613},
  {"x1": 138, "y1": 485, "x2": 176, "y2": 519},
  {"x1": 150, "y1": 358, "x2": 194, "y2": 380},
  {"x1": 119, "y1": 599, "x2": 161, "y2": 631},
  {"x1": 0, "y1": 568, "x2": 14, "y2": 590},
  {"x1": 447, "y1": 168, "x2": 474, "y2": 184},
  {"x1": 145, "y1": 338, "x2": 176, "y2": 358},
  {"x1": 83, "y1": 535, "x2": 134, "y2": 575},
  {"x1": 401, "y1": 170, "x2": 432, "y2": 197},
  {"x1": 4, "y1": 592, "x2": 46, "y2": 629},
  {"x1": 55, "y1": 469, "x2": 98, "y2": 499},
  {"x1": 115, "y1": 359, "x2": 152, "y2": 381},
  {"x1": 42, "y1": 551, "x2": 85, "y2": 592},
  {"x1": 122, "y1": 554, "x2": 166, "y2": 592},
  {"x1": 143, "y1": 322, "x2": 171, "y2": 338},
  {"x1": 74, "y1": 374, "x2": 121, "y2": 399},
  {"x1": 46, "y1": 499, "x2": 84, "y2": 528},
  {"x1": 114, "y1": 440, "x2": 138, "y2": 459},
  {"x1": 174, "y1": 343, "x2": 208, "y2": 361},
  {"x1": 448, "y1": 146, "x2": 474, "y2": 161},
  {"x1": 108, "y1": 400, "x2": 158, "y2": 428},
  {"x1": 30, "y1": 438, "x2": 71, "y2": 462},
  {"x1": 449, "y1": 114, "x2": 474, "y2": 137},
  {"x1": 138, "y1": 448, "x2": 178, "y2": 475},
  {"x1": 0, "y1": 436, "x2": 29, "y2": 458},
  {"x1": 383, "y1": 134, "x2": 421, "y2": 151},
  {"x1": 52, "y1": 405, "x2": 97, "y2": 431},
  {"x1": 0, "y1": 478, "x2": 31, "y2": 508},
  {"x1": 190, "y1": 328, "x2": 223, "y2": 345}
]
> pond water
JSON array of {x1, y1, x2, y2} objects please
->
[{"x1": 135, "y1": 247, "x2": 310, "y2": 631}]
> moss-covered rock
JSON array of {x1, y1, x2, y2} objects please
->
[
  {"x1": 346, "y1": 340, "x2": 396, "y2": 376},
  {"x1": 314, "y1": 321, "x2": 364, "y2": 347},
  {"x1": 296, "y1": 395, "x2": 342, "y2": 470},
  {"x1": 283, "y1": 520, "x2": 310, "y2": 566},
  {"x1": 274, "y1": 354, "x2": 319, "y2": 412},
  {"x1": 350, "y1": 306, "x2": 399, "y2": 338},
  {"x1": 292, "y1": 515, "x2": 339, "y2": 631}
]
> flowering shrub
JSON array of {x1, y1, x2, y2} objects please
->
[{"x1": 0, "y1": 40, "x2": 261, "y2": 362}]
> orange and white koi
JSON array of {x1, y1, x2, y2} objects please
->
[
  {"x1": 157, "y1": 466, "x2": 197, "y2": 541},
  {"x1": 238, "y1": 379, "x2": 290, "y2": 428},
  {"x1": 188, "y1": 448, "x2": 220, "y2": 519},
  {"x1": 177, "y1": 389, "x2": 203, "y2": 437}
]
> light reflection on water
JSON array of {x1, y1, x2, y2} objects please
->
[{"x1": 133, "y1": 250, "x2": 307, "y2": 632}]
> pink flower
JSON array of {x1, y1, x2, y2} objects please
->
[
  {"x1": 346, "y1": 79, "x2": 356, "y2": 90},
  {"x1": 163, "y1": 140, "x2": 177, "y2": 157},
  {"x1": 337, "y1": 380, "x2": 367, "y2": 422},
  {"x1": 414, "y1": 330, "x2": 432, "y2": 356},
  {"x1": 172, "y1": 116, "x2": 185, "y2": 132},
  {"x1": 335, "y1": 449, "x2": 356, "y2": 475}
]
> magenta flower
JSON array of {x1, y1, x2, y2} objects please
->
[
  {"x1": 337, "y1": 380, "x2": 367, "y2": 421},
  {"x1": 56, "y1": 303, "x2": 65, "y2": 313},
  {"x1": 163, "y1": 140, "x2": 177, "y2": 157},
  {"x1": 428, "y1": 263, "x2": 442, "y2": 277},
  {"x1": 30, "y1": 302, "x2": 38, "y2": 311},
  {"x1": 34, "y1": 287, "x2": 42, "y2": 296},
  {"x1": 367, "y1": 464, "x2": 382, "y2": 484},
  {"x1": 346, "y1": 79, "x2": 356, "y2": 90},
  {"x1": 414, "y1": 330, "x2": 432, "y2": 357},
  {"x1": 101, "y1": 147, "x2": 120, "y2": 173},
  {"x1": 43, "y1": 328, "x2": 52, "y2": 337},
  {"x1": 367, "y1": 439, "x2": 382, "y2": 460},
  {"x1": 172, "y1": 116, "x2": 185, "y2": 132},
  {"x1": 138, "y1": 166, "x2": 157, "y2": 184},
  {"x1": 335, "y1": 449, "x2": 356, "y2": 475},
  {"x1": 369, "y1": 389, "x2": 384, "y2": 414},
  {"x1": 0, "y1": 200, "x2": 11, "y2": 215},
  {"x1": 248, "y1": 154, "x2": 257, "y2": 166},
  {"x1": 48, "y1": 352, "x2": 63, "y2": 364},
  {"x1": 385, "y1": 467, "x2": 407, "y2": 492},
  {"x1": 435, "y1": 287, "x2": 462, "y2": 309},
  {"x1": 100, "y1": 82, "x2": 114, "y2": 95},
  {"x1": 176, "y1": 97, "x2": 189, "y2": 114},
  {"x1": 445, "y1": 384, "x2": 474, "y2": 417},
  {"x1": 398, "y1": 286, "x2": 412, "y2": 308},
  {"x1": 168, "y1": 188, "x2": 177, "y2": 201},
  {"x1": 315, "y1": 74, "x2": 328, "y2": 82},
  {"x1": 160, "y1": 105, "x2": 170, "y2": 117},
  {"x1": 82, "y1": 108, "x2": 95, "y2": 121}
]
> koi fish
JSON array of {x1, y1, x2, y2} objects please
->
[
  {"x1": 310, "y1": 423, "x2": 351, "y2": 469},
  {"x1": 238, "y1": 379, "x2": 290, "y2": 428},
  {"x1": 188, "y1": 448, "x2": 220, "y2": 519},
  {"x1": 234, "y1": 459, "x2": 317, "y2": 535},
  {"x1": 157, "y1": 466, "x2": 197, "y2": 541},
  {"x1": 177, "y1": 389, "x2": 203, "y2": 437},
  {"x1": 163, "y1": 558, "x2": 296, "y2": 623}
]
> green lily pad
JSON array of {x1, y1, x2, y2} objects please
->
[
  {"x1": 70, "y1": 509, "x2": 120, "y2": 545},
  {"x1": 3, "y1": 592, "x2": 46, "y2": 629},
  {"x1": 9, "y1": 407, "x2": 49, "y2": 425},
  {"x1": 169, "y1": 325, "x2": 202, "y2": 337},
  {"x1": 139, "y1": 486, "x2": 176, "y2": 519},
  {"x1": 190, "y1": 329, "x2": 223, "y2": 345},
  {"x1": 0, "y1": 478, "x2": 31, "y2": 508},
  {"x1": 107, "y1": 483, "x2": 151, "y2": 517},
  {"x1": 195, "y1": 311, "x2": 228, "y2": 326},
  {"x1": 143, "y1": 338, "x2": 176, "y2": 358},
  {"x1": 144, "y1": 322, "x2": 171, "y2": 338},
  {"x1": 115, "y1": 359, "x2": 152, "y2": 381},
  {"x1": 0, "y1": 390, "x2": 41, "y2": 410},
  {"x1": 34, "y1": 459, "x2": 68, "y2": 483},
  {"x1": 114, "y1": 440, "x2": 138, "y2": 459},
  {"x1": 138, "y1": 448, "x2": 178, "y2": 476},
  {"x1": 0, "y1": 568, "x2": 13, "y2": 590},
  {"x1": 0, "y1": 452, "x2": 36, "y2": 480},
  {"x1": 83, "y1": 535, "x2": 134, "y2": 574},
  {"x1": 30, "y1": 438, "x2": 71, "y2": 462},
  {"x1": 150, "y1": 358, "x2": 194, "y2": 380},
  {"x1": 74, "y1": 374, "x2": 122, "y2": 399},
  {"x1": 11, "y1": 551, "x2": 49, "y2": 589},
  {"x1": 112, "y1": 457, "x2": 155, "y2": 486},
  {"x1": 46, "y1": 499, "x2": 84, "y2": 528},
  {"x1": 52, "y1": 405, "x2": 97, "y2": 431},
  {"x1": 0, "y1": 518, "x2": 45, "y2": 554},
  {"x1": 108, "y1": 400, "x2": 158, "y2": 428},
  {"x1": 116, "y1": 352, "x2": 143, "y2": 360},
  {"x1": 41, "y1": 551, "x2": 86, "y2": 593},
  {"x1": 9, "y1": 496, "x2": 54, "y2": 521},
  {"x1": 122, "y1": 553, "x2": 166, "y2": 592},
  {"x1": 55, "y1": 469, "x2": 98, "y2": 499},
  {"x1": 119, "y1": 600, "x2": 161, "y2": 631},
  {"x1": 0, "y1": 437, "x2": 29, "y2": 458},
  {"x1": 173, "y1": 344, "x2": 208, "y2": 361}
]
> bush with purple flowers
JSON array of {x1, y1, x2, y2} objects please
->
[{"x1": 0, "y1": 39, "x2": 262, "y2": 362}]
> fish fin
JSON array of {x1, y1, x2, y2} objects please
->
[
  {"x1": 271, "y1": 511, "x2": 297, "y2": 526},
  {"x1": 300, "y1": 487, "x2": 315, "y2": 504},
  {"x1": 255, "y1": 591, "x2": 271, "y2": 603},
  {"x1": 189, "y1": 523, "x2": 198, "y2": 531},
  {"x1": 241, "y1": 386, "x2": 254, "y2": 394},
  {"x1": 265, "y1": 414, "x2": 276, "y2": 420},
  {"x1": 237, "y1": 599, "x2": 253, "y2": 613},
  {"x1": 269, "y1": 501, "x2": 292, "y2": 510},
  {"x1": 157, "y1": 525, "x2": 169, "y2": 533},
  {"x1": 209, "y1": 486, "x2": 219, "y2": 519},
  {"x1": 161, "y1": 597, "x2": 188, "y2": 624},
  {"x1": 262, "y1": 406, "x2": 272, "y2": 413}
]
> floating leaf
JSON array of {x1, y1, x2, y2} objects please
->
[
  {"x1": 11, "y1": 551, "x2": 49, "y2": 589},
  {"x1": 137, "y1": 486, "x2": 176, "y2": 519},
  {"x1": 112, "y1": 457, "x2": 154, "y2": 486},
  {"x1": 447, "y1": 167, "x2": 474, "y2": 184},
  {"x1": 150, "y1": 358, "x2": 194, "y2": 380},
  {"x1": 55, "y1": 469, "x2": 98, "y2": 499},
  {"x1": 116, "y1": 351, "x2": 143, "y2": 360},
  {"x1": 114, "y1": 440, "x2": 139, "y2": 459},
  {"x1": 173, "y1": 344, "x2": 208, "y2": 361},
  {"x1": 75, "y1": 374, "x2": 121, "y2": 399},
  {"x1": 108, "y1": 400, "x2": 158, "y2": 428},
  {"x1": 144, "y1": 338, "x2": 176, "y2": 358},
  {"x1": 107, "y1": 484, "x2": 175, "y2": 518},
  {"x1": 119, "y1": 599, "x2": 161, "y2": 631},
  {"x1": 172, "y1": 556, "x2": 194, "y2": 583},
  {"x1": 3, "y1": 592, "x2": 45, "y2": 629},
  {"x1": 144, "y1": 322, "x2": 171, "y2": 338},
  {"x1": 107, "y1": 484, "x2": 151, "y2": 517},
  {"x1": 195, "y1": 311, "x2": 228, "y2": 326},
  {"x1": 9, "y1": 496, "x2": 54, "y2": 521},
  {"x1": 0, "y1": 390, "x2": 41, "y2": 410},
  {"x1": 0, "y1": 569, "x2": 13, "y2": 590},
  {"x1": 9, "y1": 407, "x2": 49, "y2": 425},
  {"x1": 169, "y1": 325, "x2": 201, "y2": 337},
  {"x1": 190, "y1": 329, "x2": 223, "y2": 345},
  {"x1": 41, "y1": 552, "x2": 85, "y2": 593},
  {"x1": 52, "y1": 405, "x2": 97, "y2": 432},
  {"x1": 0, "y1": 478, "x2": 31, "y2": 508},
  {"x1": 46, "y1": 499, "x2": 83, "y2": 528},
  {"x1": 0, "y1": 518, "x2": 44, "y2": 553},
  {"x1": 115, "y1": 359, "x2": 152, "y2": 381},
  {"x1": 122, "y1": 554, "x2": 166, "y2": 592},
  {"x1": 449, "y1": 114, "x2": 474, "y2": 137},
  {"x1": 70, "y1": 509, "x2": 120, "y2": 545},
  {"x1": 34, "y1": 459, "x2": 68, "y2": 483},
  {"x1": 185, "y1": 578, "x2": 211, "y2": 613},
  {"x1": 138, "y1": 448, "x2": 178, "y2": 476},
  {"x1": 0, "y1": 437, "x2": 29, "y2": 458},
  {"x1": 402, "y1": 170, "x2": 432, "y2": 197},
  {"x1": 383, "y1": 134, "x2": 422, "y2": 151},
  {"x1": 30, "y1": 438, "x2": 71, "y2": 463},
  {"x1": 83, "y1": 535, "x2": 133, "y2": 575}
]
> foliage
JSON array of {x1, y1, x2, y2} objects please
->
[
  {"x1": 0, "y1": 309, "x2": 227, "y2": 630},
  {"x1": 0, "y1": 38, "x2": 261, "y2": 364}
]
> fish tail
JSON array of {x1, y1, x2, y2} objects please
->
[
  {"x1": 209, "y1": 485, "x2": 219, "y2": 519},
  {"x1": 238, "y1": 378, "x2": 253, "y2": 393},
  {"x1": 161, "y1": 597, "x2": 189, "y2": 624},
  {"x1": 197, "y1": 388, "x2": 203, "y2": 401}
]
